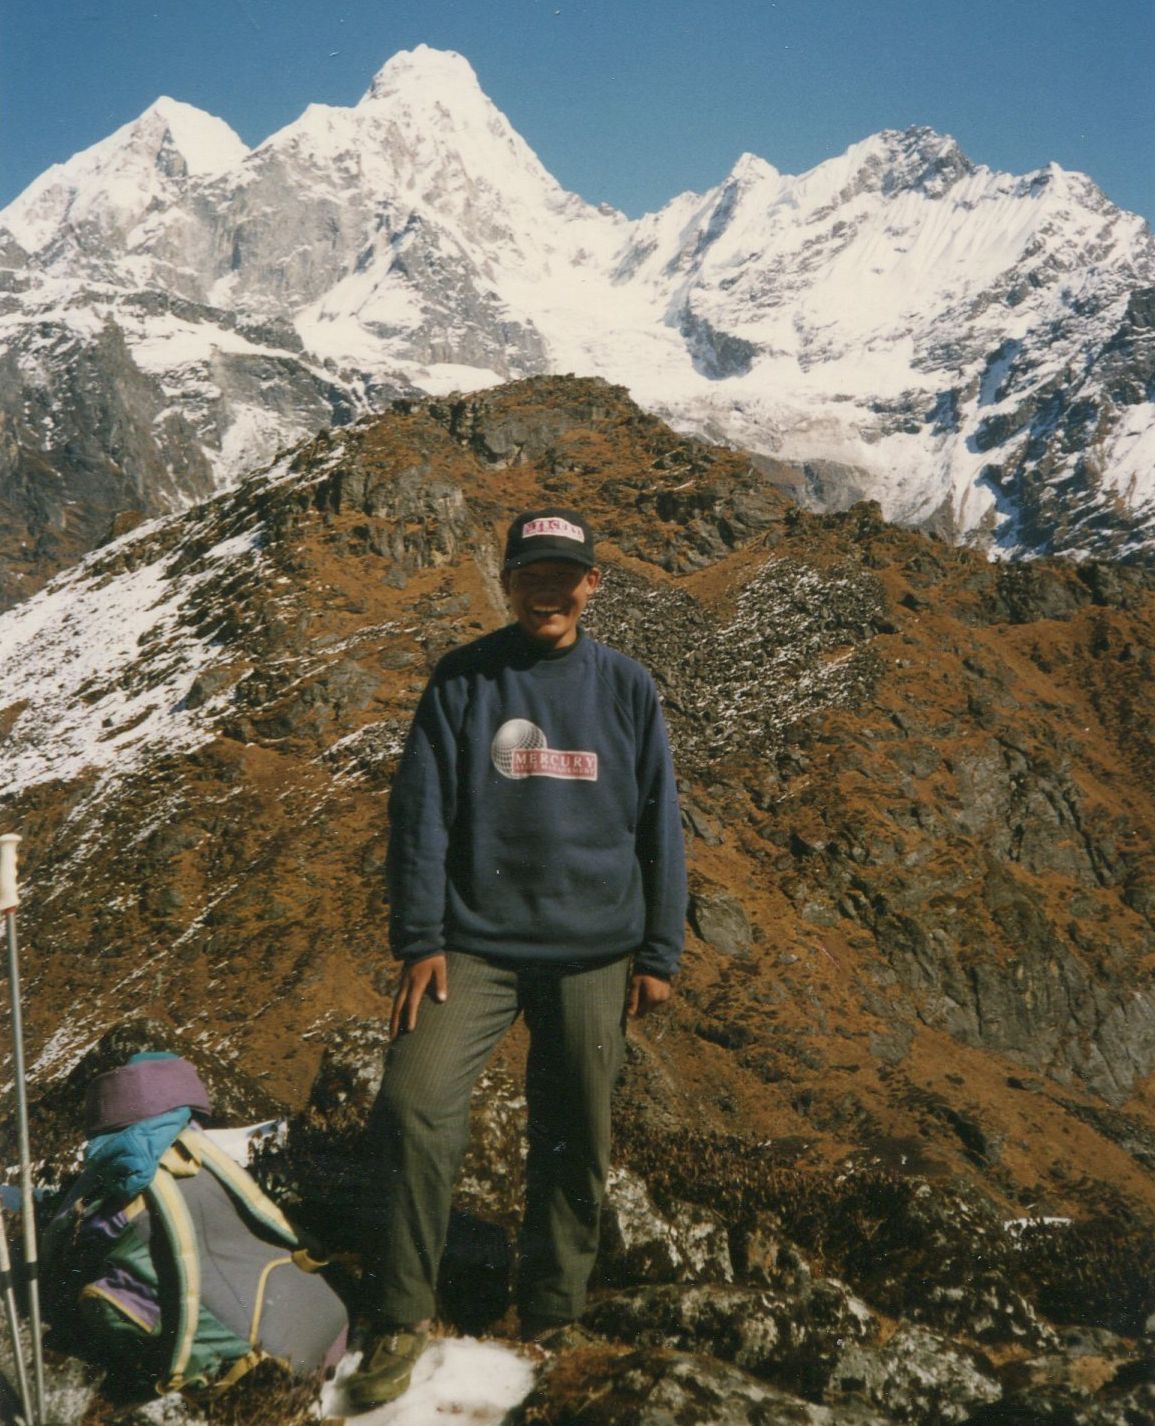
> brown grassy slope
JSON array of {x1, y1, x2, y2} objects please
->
[{"x1": 2, "y1": 375, "x2": 1154, "y2": 1225}]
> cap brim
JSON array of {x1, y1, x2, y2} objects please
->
[{"x1": 504, "y1": 550, "x2": 595, "y2": 571}]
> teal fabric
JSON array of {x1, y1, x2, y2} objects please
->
[
  {"x1": 85, "y1": 1107, "x2": 192, "y2": 1198},
  {"x1": 77, "y1": 1263, "x2": 252, "y2": 1391}
]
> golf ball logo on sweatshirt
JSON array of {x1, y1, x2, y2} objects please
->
[{"x1": 490, "y1": 719, "x2": 598, "y2": 781}]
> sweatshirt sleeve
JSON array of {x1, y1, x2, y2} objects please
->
[
  {"x1": 633, "y1": 672, "x2": 688, "y2": 979},
  {"x1": 385, "y1": 670, "x2": 461, "y2": 962}
]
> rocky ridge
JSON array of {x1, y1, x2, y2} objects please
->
[
  {"x1": 1, "y1": 377, "x2": 1154, "y2": 1423},
  {"x1": 2, "y1": 48, "x2": 1154, "y2": 609}
]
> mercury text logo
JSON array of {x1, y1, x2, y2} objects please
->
[{"x1": 490, "y1": 719, "x2": 598, "y2": 781}]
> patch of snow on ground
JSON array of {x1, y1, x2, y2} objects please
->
[
  {"x1": 0, "y1": 523, "x2": 262, "y2": 800},
  {"x1": 323, "y1": 1336, "x2": 536, "y2": 1425},
  {"x1": 204, "y1": 1121, "x2": 285, "y2": 1164},
  {"x1": 1004, "y1": 1217, "x2": 1074, "y2": 1237},
  {"x1": 406, "y1": 363, "x2": 506, "y2": 397},
  {"x1": 28, "y1": 1021, "x2": 97, "y2": 1085},
  {"x1": 125, "y1": 311, "x2": 298, "y2": 372},
  {"x1": 217, "y1": 404, "x2": 305, "y2": 485}
]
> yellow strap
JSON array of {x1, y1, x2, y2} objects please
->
[
  {"x1": 188, "y1": 1348, "x2": 266, "y2": 1398},
  {"x1": 250, "y1": 1256, "x2": 294, "y2": 1345},
  {"x1": 144, "y1": 1129, "x2": 300, "y2": 1393},
  {"x1": 159, "y1": 1136, "x2": 202, "y2": 1178},
  {"x1": 79, "y1": 1283, "x2": 156, "y2": 1334},
  {"x1": 147, "y1": 1170, "x2": 201, "y2": 1392},
  {"x1": 178, "y1": 1129, "x2": 299, "y2": 1246}
]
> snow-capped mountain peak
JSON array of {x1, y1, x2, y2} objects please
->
[
  {"x1": 1, "y1": 98, "x2": 247, "y2": 255},
  {"x1": 360, "y1": 44, "x2": 486, "y2": 105},
  {"x1": 351, "y1": 43, "x2": 576, "y2": 228},
  {"x1": 726, "y1": 152, "x2": 781, "y2": 187},
  {"x1": 773, "y1": 126, "x2": 970, "y2": 219},
  {"x1": 242, "y1": 41, "x2": 612, "y2": 290},
  {"x1": 1, "y1": 47, "x2": 1153, "y2": 603},
  {"x1": 137, "y1": 97, "x2": 250, "y2": 176},
  {"x1": 353, "y1": 43, "x2": 555, "y2": 191}
]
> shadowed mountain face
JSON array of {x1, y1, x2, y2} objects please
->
[{"x1": 3, "y1": 376, "x2": 1154, "y2": 1239}]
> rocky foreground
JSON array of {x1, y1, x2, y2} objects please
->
[
  {"x1": 7, "y1": 1020, "x2": 1154, "y2": 1425},
  {"x1": 1, "y1": 375, "x2": 1154, "y2": 1422}
]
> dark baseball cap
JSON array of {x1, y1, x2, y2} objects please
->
[{"x1": 503, "y1": 507, "x2": 596, "y2": 571}]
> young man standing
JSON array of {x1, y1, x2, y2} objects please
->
[{"x1": 349, "y1": 507, "x2": 687, "y2": 1410}]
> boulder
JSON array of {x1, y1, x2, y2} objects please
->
[
  {"x1": 826, "y1": 1323, "x2": 1001, "y2": 1423},
  {"x1": 689, "y1": 888, "x2": 752, "y2": 959},
  {"x1": 731, "y1": 1212, "x2": 813, "y2": 1292},
  {"x1": 509, "y1": 1345, "x2": 896, "y2": 1426},
  {"x1": 584, "y1": 1279, "x2": 876, "y2": 1400},
  {"x1": 598, "y1": 1165, "x2": 734, "y2": 1286},
  {"x1": 965, "y1": 1382, "x2": 1155, "y2": 1426}
]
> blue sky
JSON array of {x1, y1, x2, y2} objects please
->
[{"x1": 4, "y1": 0, "x2": 1153, "y2": 224}]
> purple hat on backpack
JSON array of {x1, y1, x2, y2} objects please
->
[{"x1": 85, "y1": 1054, "x2": 212, "y2": 1135}]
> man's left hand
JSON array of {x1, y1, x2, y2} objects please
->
[{"x1": 629, "y1": 974, "x2": 672, "y2": 1018}]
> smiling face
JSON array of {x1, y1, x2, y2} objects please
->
[{"x1": 502, "y1": 559, "x2": 601, "y2": 649}]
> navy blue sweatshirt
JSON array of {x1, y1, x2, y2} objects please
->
[{"x1": 386, "y1": 625, "x2": 687, "y2": 978}]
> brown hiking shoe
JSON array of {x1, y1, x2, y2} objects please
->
[{"x1": 345, "y1": 1326, "x2": 429, "y2": 1411}]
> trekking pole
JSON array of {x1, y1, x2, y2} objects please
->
[
  {"x1": 1, "y1": 835, "x2": 45, "y2": 1424},
  {"x1": 0, "y1": 1202, "x2": 34, "y2": 1426}
]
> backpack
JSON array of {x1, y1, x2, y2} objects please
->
[{"x1": 45, "y1": 1057, "x2": 348, "y2": 1395}]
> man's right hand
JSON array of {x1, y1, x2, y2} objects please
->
[{"x1": 390, "y1": 954, "x2": 448, "y2": 1037}]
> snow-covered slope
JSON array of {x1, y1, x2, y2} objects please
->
[
  {"x1": 1, "y1": 44, "x2": 1153, "y2": 604},
  {"x1": 610, "y1": 130, "x2": 1155, "y2": 552},
  {"x1": 4, "y1": 98, "x2": 248, "y2": 260}
]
